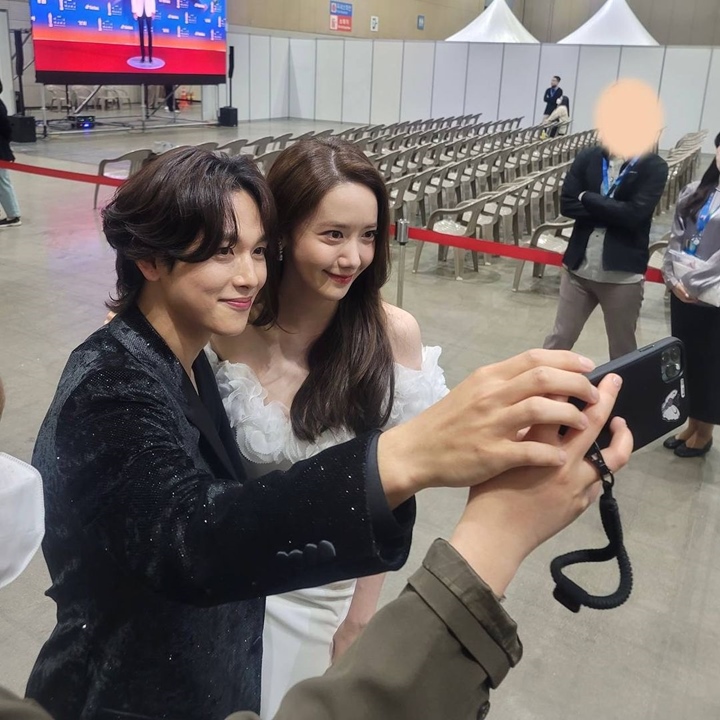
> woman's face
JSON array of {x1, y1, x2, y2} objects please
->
[
  {"x1": 148, "y1": 190, "x2": 268, "y2": 339},
  {"x1": 715, "y1": 145, "x2": 720, "y2": 172},
  {"x1": 286, "y1": 182, "x2": 378, "y2": 302}
]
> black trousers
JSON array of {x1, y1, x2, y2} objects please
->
[
  {"x1": 163, "y1": 84, "x2": 176, "y2": 111},
  {"x1": 138, "y1": 14, "x2": 153, "y2": 61},
  {"x1": 671, "y1": 294, "x2": 720, "y2": 424}
]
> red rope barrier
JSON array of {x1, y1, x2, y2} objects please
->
[
  {"x1": 0, "y1": 160, "x2": 124, "y2": 188},
  {"x1": 401, "y1": 225, "x2": 665, "y2": 285},
  {"x1": 0, "y1": 158, "x2": 665, "y2": 284}
]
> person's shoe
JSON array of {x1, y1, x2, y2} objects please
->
[
  {"x1": 663, "y1": 435, "x2": 686, "y2": 450},
  {"x1": 675, "y1": 439, "x2": 713, "y2": 458},
  {"x1": 0, "y1": 217, "x2": 22, "y2": 228}
]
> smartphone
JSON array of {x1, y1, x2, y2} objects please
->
[{"x1": 572, "y1": 337, "x2": 689, "y2": 451}]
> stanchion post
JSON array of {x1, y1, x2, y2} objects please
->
[{"x1": 395, "y1": 219, "x2": 409, "y2": 308}]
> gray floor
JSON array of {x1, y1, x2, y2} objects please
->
[{"x1": 1, "y1": 118, "x2": 718, "y2": 719}]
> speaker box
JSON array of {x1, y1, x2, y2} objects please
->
[
  {"x1": 9, "y1": 114, "x2": 36, "y2": 143},
  {"x1": 218, "y1": 106, "x2": 238, "y2": 127}
]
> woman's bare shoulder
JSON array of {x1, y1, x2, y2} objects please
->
[{"x1": 382, "y1": 302, "x2": 423, "y2": 371}]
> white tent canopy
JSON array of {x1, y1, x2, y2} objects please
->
[
  {"x1": 446, "y1": 0, "x2": 539, "y2": 44},
  {"x1": 558, "y1": 0, "x2": 658, "y2": 46}
]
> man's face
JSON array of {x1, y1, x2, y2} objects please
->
[{"x1": 551, "y1": 77, "x2": 559, "y2": 87}]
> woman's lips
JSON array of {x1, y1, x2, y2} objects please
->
[
  {"x1": 222, "y1": 297, "x2": 254, "y2": 311},
  {"x1": 325, "y1": 271, "x2": 354, "y2": 285}
]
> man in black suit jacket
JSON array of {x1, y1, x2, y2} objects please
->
[
  {"x1": 542, "y1": 75, "x2": 563, "y2": 119},
  {"x1": 25, "y1": 147, "x2": 602, "y2": 720},
  {"x1": 544, "y1": 145, "x2": 668, "y2": 359}
]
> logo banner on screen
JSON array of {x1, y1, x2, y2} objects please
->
[{"x1": 30, "y1": 0, "x2": 227, "y2": 84}]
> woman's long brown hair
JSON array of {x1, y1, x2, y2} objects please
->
[
  {"x1": 254, "y1": 138, "x2": 395, "y2": 442},
  {"x1": 681, "y1": 131, "x2": 720, "y2": 222}
]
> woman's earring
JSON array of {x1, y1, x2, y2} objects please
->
[{"x1": 278, "y1": 244, "x2": 284, "y2": 261}]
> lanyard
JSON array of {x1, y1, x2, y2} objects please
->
[
  {"x1": 696, "y1": 190, "x2": 720, "y2": 236},
  {"x1": 686, "y1": 190, "x2": 720, "y2": 255},
  {"x1": 551, "y1": 443, "x2": 632, "y2": 613},
  {"x1": 602, "y1": 157, "x2": 638, "y2": 198}
]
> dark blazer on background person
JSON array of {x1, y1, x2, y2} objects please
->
[
  {"x1": 543, "y1": 86, "x2": 563, "y2": 116},
  {"x1": 0, "y1": 92, "x2": 15, "y2": 163},
  {"x1": 5, "y1": 542, "x2": 520, "y2": 720},
  {"x1": 561, "y1": 147, "x2": 669, "y2": 275},
  {"x1": 25, "y1": 305, "x2": 415, "y2": 720}
]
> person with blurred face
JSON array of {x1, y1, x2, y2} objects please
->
[{"x1": 544, "y1": 143, "x2": 668, "y2": 360}]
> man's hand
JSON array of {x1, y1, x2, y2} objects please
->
[
  {"x1": 377, "y1": 350, "x2": 600, "y2": 507},
  {"x1": 450, "y1": 373, "x2": 633, "y2": 597}
]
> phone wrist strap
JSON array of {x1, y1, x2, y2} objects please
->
[{"x1": 550, "y1": 442, "x2": 633, "y2": 613}]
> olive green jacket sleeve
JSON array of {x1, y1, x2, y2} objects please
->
[
  {"x1": 229, "y1": 538, "x2": 523, "y2": 720},
  {"x1": 0, "y1": 686, "x2": 53, "y2": 720}
]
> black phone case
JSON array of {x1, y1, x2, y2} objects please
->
[{"x1": 577, "y1": 338, "x2": 689, "y2": 451}]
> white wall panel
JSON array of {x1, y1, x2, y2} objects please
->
[
  {"x1": 370, "y1": 41, "x2": 403, "y2": 126},
  {"x1": 228, "y1": 33, "x2": 250, "y2": 122},
  {"x1": 660, "y1": 47, "x2": 712, "y2": 150},
  {"x1": 0, "y1": 12, "x2": 15, "y2": 115},
  {"x1": 534, "y1": 44, "x2": 580, "y2": 124},
  {"x1": 431, "y1": 42, "x2": 468, "y2": 120},
  {"x1": 249, "y1": 35, "x2": 271, "y2": 120},
  {"x1": 464, "y1": 44, "x2": 503, "y2": 120},
  {"x1": 498, "y1": 44, "x2": 542, "y2": 127},
  {"x1": 400, "y1": 42, "x2": 435, "y2": 122},
  {"x1": 342, "y1": 40, "x2": 373, "y2": 125},
  {"x1": 573, "y1": 46, "x2": 621, "y2": 133},
  {"x1": 270, "y1": 36, "x2": 290, "y2": 118},
  {"x1": 699, "y1": 49, "x2": 720, "y2": 153},
  {"x1": 617, "y1": 46, "x2": 665, "y2": 94},
  {"x1": 289, "y1": 39, "x2": 317, "y2": 120},
  {"x1": 315, "y1": 40, "x2": 344, "y2": 122}
]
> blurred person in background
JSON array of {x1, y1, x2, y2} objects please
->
[
  {"x1": 0, "y1": 80, "x2": 22, "y2": 229},
  {"x1": 662, "y1": 131, "x2": 720, "y2": 458},
  {"x1": 544, "y1": 143, "x2": 668, "y2": 360},
  {"x1": 544, "y1": 95, "x2": 571, "y2": 138},
  {"x1": 542, "y1": 75, "x2": 563, "y2": 120}
]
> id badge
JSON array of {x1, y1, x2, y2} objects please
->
[{"x1": 685, "y1": 235, "x2": 700, "y2": 256}]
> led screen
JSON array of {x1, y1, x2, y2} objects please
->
[{"x1": 30, "y1": 0, "x2": 227, "y2": 84}]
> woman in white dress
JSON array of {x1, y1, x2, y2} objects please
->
[{"x1": 209, "y1": 138, "x2": 448, "y2": 719}]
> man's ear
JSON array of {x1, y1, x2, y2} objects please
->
[{"x1": 136, "y1": 257, "x2": 161, "y2": 282}]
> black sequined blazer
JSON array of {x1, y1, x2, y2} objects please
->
[{"x1": 25, "y1": 306, "x2": 414, "y2": 720}]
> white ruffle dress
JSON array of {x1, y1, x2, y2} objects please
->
[{"x1": 208, "y1": 346, "x2": 449, "y2": 719}]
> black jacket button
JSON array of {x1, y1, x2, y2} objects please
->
[{"x1": 318, "y1": 540, "x2": 336, "y2": 560}]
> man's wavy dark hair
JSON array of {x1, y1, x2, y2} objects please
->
[{"x1": 102, "y1": 146, "x2": 278, "y2": 314}]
